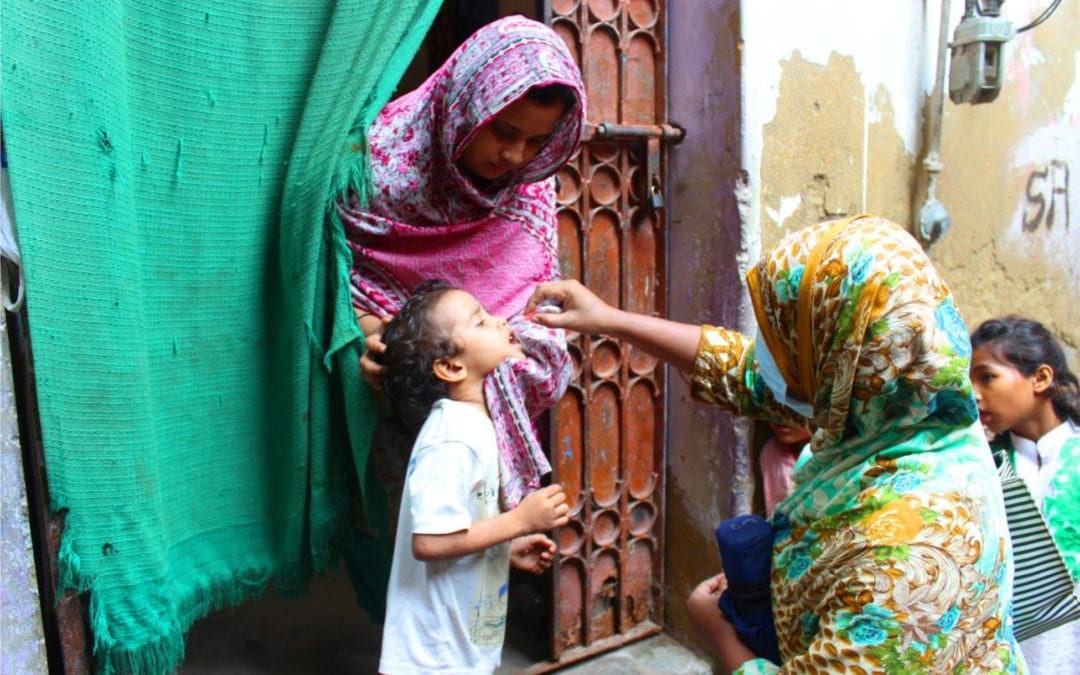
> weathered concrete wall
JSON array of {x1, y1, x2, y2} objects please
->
[
  {"x1": 932, "y1": 0, "x2": 1080, "y2": 352},
  {"x1": 666, "y1": 0, "x2": 751, "y2": 658},
  {"x1": 1, "y1": 311, "x2": 49, "y2": 674},
  {"x1": 743, "y1": 2, "x2": 931, "y2": 247},
  {"x1": 1, "y1": 159, "x2": 49, "y2": 673},
  {"x1": 740, "y1": 0, "x2": 1078, "y2": 346}
]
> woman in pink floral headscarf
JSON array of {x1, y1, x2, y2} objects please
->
[{"x1": 337, "y1": 15, "x2": 586, "y2": 510}]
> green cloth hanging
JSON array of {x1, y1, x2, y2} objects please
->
[{"x1": 0, "y1": 1, "x2": 441, "y2": 672}]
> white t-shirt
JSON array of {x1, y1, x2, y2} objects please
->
[{"x1": 379, "y1": 399, "x2": 510, "y2": 675}]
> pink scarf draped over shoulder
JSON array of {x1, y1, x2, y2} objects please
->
[{"x1": 338, "y1": 16, "x2": 586, "y2": 509}]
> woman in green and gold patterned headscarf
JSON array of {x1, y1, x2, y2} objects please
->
[{"x1": 526, "y1": 215, "x2": 1025, "y2": 673}]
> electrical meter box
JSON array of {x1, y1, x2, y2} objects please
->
[{"x1": 949, "y1": 15, "x2": 1013, "y2": 104}]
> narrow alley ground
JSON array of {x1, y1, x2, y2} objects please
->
[{"x1": 182, "y1": 563, "x2": 713, "y2": 674}]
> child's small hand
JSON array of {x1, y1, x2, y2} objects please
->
[
  {"x1": 510, "y1": 534, "x2": 557, "y2": 575},
  {"x1": 515, "y1": 484, "x2": 570, "y2": 533}
]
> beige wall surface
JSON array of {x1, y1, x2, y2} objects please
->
[
  {"x1": 932, "y1": 3, "x2": 1079, "y2": 357},
  {"x1": 759, "y1": 51, "x2": 915, "y2": 247},
  {"x1": 747, "y1": 0, "x2": 1078, "y2": 351}
]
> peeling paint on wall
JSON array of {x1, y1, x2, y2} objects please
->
[
  {"x1": 866, "y1": 87, "x2": 917, "y2": 223},
  {"x1": 740, "y1": 0, "x2": 1077, "y2": 351},
  {"x1": 742, "y1": 2, "x2": 932, "y2": 252},
  {"x1": 764, "y1": 194, "x2": 802, "y2": 230},
  {"x1": 757, "y1": 51, "x2": 916, "y2": 247},
  {"x1": 933, "y1": 0, "x2": 1079, "y2": 352}
]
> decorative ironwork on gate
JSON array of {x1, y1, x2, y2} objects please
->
[{"x1": 544, "y1": 0, "x2": 680, "y2": 665}]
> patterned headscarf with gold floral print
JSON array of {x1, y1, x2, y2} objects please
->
[{"x1": 691, "y1": 216, "x2": 1023, "y2": 673}]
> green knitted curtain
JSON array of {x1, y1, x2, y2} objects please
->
[{"x1": 1, "y1": 1, "x2": 441, "y2": 672}]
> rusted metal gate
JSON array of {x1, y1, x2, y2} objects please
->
[{"x1": 544, "y1": 0, "x2": 679, "y2": 665}]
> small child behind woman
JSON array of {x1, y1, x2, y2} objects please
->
[
  {"x1": 970, "y1": 315, "x2": 1080, "y2": 673},
  {"x1": 375, "y1": 280, "x2": 569, "y2": 675},
  {"x1": 759, "y1": 422, "x2": 811, "y2": 517}
]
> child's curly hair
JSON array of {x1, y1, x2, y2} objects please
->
[{"x1": 374, "y1": 279, "x2": 461, "y2": 434}]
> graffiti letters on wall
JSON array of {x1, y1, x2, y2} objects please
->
[{"x1": 1023, "y1": 160, "x2": 1069, "y2": 231}]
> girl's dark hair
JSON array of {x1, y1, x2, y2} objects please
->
[
  {"x1": 374, "y1": 279, "x2": 460, "y2": 434},
  {"x1": 524, "y1": 83, "x2": 577, "y2": 112},
  {"x1": 971, "y1": 315, "x2": 1080, "y2": 424}
]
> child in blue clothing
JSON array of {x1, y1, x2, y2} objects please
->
[{"x1": 375, "y1": 280, "x2": 570, "y2": 675}]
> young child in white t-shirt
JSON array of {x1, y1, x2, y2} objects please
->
[{"x1": 375, "y1": 279, "x2": 570, "y2": 675}]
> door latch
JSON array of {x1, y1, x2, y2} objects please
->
[{"x1": 588, "y1": 123, "x2": 685, "y2": 212}]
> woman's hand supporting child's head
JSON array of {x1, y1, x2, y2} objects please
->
[{"x1": 357, "y1": 311, "x2": 394, "y2": 390}]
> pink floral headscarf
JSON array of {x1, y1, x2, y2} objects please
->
[{"x1": 339, "y1": 15, "x2": 585, "y2": 508}]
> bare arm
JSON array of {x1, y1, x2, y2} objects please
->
[
  {"x1": 413, "y1": 484, "x2": 569, "y2": 561},
  {"x1": 686, "y1": 573, "x2": 760, "y2": 674},
  {"x1": 526, "y1": 279, "x2": 702, "y2": 373}
]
